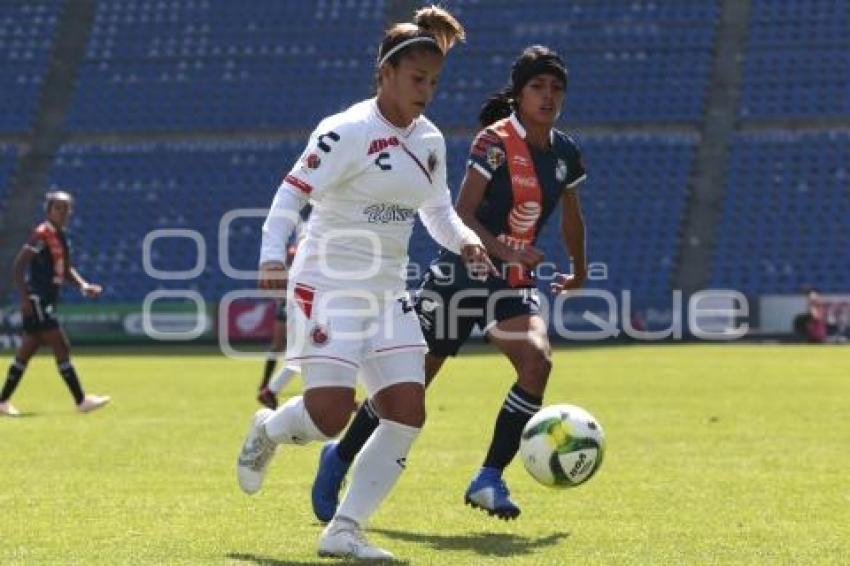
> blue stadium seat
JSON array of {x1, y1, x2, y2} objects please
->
[
  {"x1": 66, "y1": 0, "x2": 386, "y2": 132},
  {"x1": 711, "y1": 130, "x2": 850, "y2": 294},
  {"x1": 0, "y1": 1, "x2": 60, "y2": 132},
  {"x1": 740, "y1": 0, "x2": 850, "y2": 118},
  {"x1": 0, "y1": 145, "x2": 18, "y2": 212}
]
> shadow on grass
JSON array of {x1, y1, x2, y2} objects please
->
[
  {"x1": 370, "y1": 528, "x2": 569, "y2": 557},
  {"x1": 226, "y1": 552, "x2": 408, "y2": 565}
]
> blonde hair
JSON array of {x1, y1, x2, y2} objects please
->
[
  {"x1": 377, "y1": 4, "x2": 465, "y2": 67},
  {"x1": 413, "y1": 5, "x2": 465, "y2": 54}
]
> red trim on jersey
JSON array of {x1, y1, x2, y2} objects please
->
[
  {"x1": 284, "y1": 174, "x2": 313, "y2": 194},
  {"x1": 491, "y1": 118, "x2": 543, "y2": 288},
  {"x1": 34, "y1": 222, "x2": 66, "y2": 284}
]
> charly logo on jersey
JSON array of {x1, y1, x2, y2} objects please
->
[
  {"x1": 363, "y1": 203, "x2": 416, "y2": 223},
  {"x1": 486, "y1": 145, "x2": 505, "y2": 169},
  {"x1": 556, "y1": 158, "x2": 568, "y2": 183},
  {"x1": 508, "y1": 201, "x2": 542, "y2": 235}
]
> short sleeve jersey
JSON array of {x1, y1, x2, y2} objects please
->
[
  {"x1": 467, "y1": 113, "x2": 586, "y2": 242},
  {"x1": 279, "y1": 98, "x2": 455, "y2": 295},
  {"x1": 24, "y1": 221, "x2": 70, "y2": 301}
]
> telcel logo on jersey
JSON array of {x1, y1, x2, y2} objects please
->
[
  {"x1": 367, "y1": 136, "x2": 400, "y2": 155},
  {"x1": 508, "y1": 201, "x2": 541, "y2": 235}
]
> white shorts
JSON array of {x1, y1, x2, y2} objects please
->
[{"x1": 285, "y1": 283, "x2": 427, "y2": 393}]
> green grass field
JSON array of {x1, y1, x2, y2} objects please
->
[{"x1": 2, "y1": 344, "x2": 849, "y2": 565}]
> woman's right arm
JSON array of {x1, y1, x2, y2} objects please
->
[
  {"x1": 12, "y1": 246, "x2": 34, "y2": 316},
  {"x1": 455, "y1": 167, "x2": 544, "y2": 269}
]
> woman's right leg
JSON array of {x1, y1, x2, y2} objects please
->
[
  {"x1": 0, "y1": 332, "x2": 40, "y2": 413},
  {"x1": 237, "y1": 362, "x2": 356, "y2": 494}
]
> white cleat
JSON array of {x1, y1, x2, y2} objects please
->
[
  {"x1": 318, "y1": 516, "x2": 394, "y2": 560},
  {"x1": 236, "y1": 408, "x2": 276, "y2": 494},
  {"x1": 77, "y1": 394, "x2": 111, "y2": 413},
  {"x1": 0, "y1": 401, "x2": 21, "y2": 417}
]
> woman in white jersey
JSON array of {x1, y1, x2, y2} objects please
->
[{"x1": 236, "y1": 6, "x2": 494, "y2": 560}]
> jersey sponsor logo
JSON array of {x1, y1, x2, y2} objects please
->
[
  {"x1": 512, "y1": 155, "x2": 531, "y2": 167},
  {"x1": 556, "y1": 158, "x2": 568, "y2": 183},
  {"x1": 363, "y1": 203, "x2": 415, "y2": 224},
  {"x1": 507, "y1": 201, "x2": 541, "y2": 236},
  {"x1": 486, "y1": 145, "x2": 505, "y2": 169},
  {"x1": 367, "y1": 136, "x2": 400, "y2": 155},
  {"x1": 511, "y1": 174, "x2": 538, "y2": 189}
]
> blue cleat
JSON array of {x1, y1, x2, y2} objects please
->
[
  {"x1": 311, "y1": 441, "x2": 351, "y2": 523},
  {"x1": 464, "y1": 467, "x2": 521, "y2": 520}
]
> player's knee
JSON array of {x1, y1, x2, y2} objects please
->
[
  {"x1": 517, "y1": 348, "x2": 552, "y2": 387},
  {"x1": 397, "y1": 405, "x2": 426, "y2": 428},
  {"x1": 311, "y1": 409, "x2": 351, "y2": 438}
]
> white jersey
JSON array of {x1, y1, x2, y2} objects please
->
[{"x1": 268, "y1": 98, "x2": 479, "y2": 296}]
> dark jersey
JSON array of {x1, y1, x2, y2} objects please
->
[
  {"x1": 24, "y1": 221, "x2": 70, "y2": 301},
  {"x1": 433, "y1": 114, "x2": 586, "y2": 286}
]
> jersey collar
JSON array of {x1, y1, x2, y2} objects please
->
[
  {"x1": 509, "y1": 112, "x2": 555, "y2": 146},
  {"x1": 371, "y1": 98, "x2": 418, "y2": 138}
]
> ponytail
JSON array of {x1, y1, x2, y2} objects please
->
[{"x1": 478, "y1": 87, "x2": 514, "y2": 128}]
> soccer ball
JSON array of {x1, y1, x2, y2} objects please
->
[{"x1": 519, "y1": 404, "x2": 605, "y2": 488}]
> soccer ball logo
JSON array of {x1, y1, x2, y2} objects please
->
[{"x1": 519, "y1": 404, "x2": 605, "y2": 488}]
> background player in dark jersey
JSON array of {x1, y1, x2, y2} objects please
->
[
  {"x1": 312, "y1": 45, "x2": 587, "y2": 521},
  {"x1": 0, "y1": 191, "x2": 110, "y2": 416}
]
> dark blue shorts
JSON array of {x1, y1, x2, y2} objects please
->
[
  {"x1": 415, "y1": 267, "x2": 541, "y2": 357},
  {"x1": 22, "y1": 294, "x2": 60, "y2": 334}
]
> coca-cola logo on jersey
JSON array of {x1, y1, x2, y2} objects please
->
[
  {"x1": 363, "y1": 203, "x2": 416, "y2": 223},
  {"x1": 511, "y1": 174, "x2": 538, "y2": 189},
  {"x1": 508, "y1": 201, "x2": 541, "y2": 235}
]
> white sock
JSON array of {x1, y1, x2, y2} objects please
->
[
  {"x1": 268, "y1": 365, "x2": 298, "y2": 394},
  {"x1": 336, "y1": 419, "x2": 420, "y2": 526},
  {"x1": 262, "y1": 395, "x2": 328, "y2": 445}
]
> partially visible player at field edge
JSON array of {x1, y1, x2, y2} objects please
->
[
  {"x1": 256, "y1": 204, "x2": 312, "y2": 410},
  {"x1": 0, "y1": 191, "x2": 110, "y2": 416},
  {"x1": 312, "y1": 45, "x2": 588, "y2": 521},
  {"x1": 235, "y1": 6, "x2": 495, "y2": 560}
]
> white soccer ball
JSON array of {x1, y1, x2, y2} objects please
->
[{"x1": 519, "y1": 404, "x2": 605, "y2": 488}]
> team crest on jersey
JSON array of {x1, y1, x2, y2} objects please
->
[
  {"x1": 303, "y1": 152, "x2": 321, "y2": 170},
  {"x1": 427, "y1": 150, "x2": 438, "y2": 173},
  {"x1": 486, "y1": 145, "x2": 505, "y2": 169},
  {"x1": 310, "y1": 324, "x2": 330, "y2": 346},
  {"x1": 555, "y1": 158, "x2": 568, "y2": 183}
]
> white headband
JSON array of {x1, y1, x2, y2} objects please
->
[{"x1": 378, "y1": 36, "x2": 439, "y2": 67}]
